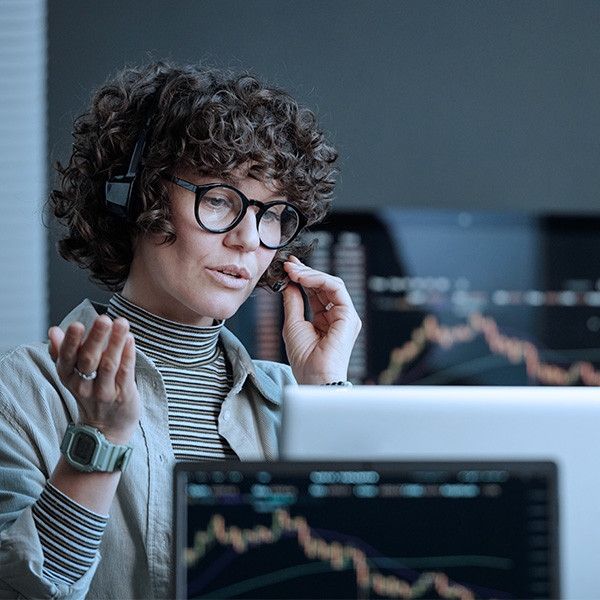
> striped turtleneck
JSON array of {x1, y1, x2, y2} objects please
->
[{"x1": 107, "y1": 293, "x2": 237, "y2": 461}]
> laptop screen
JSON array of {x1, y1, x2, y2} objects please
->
[{"x1": 173, "y1": 460, "x2": 559, "y2": 599}]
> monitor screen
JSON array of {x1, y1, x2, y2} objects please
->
[
  {"x1": 279, "y1": 384, "x2": 600, "y2": 598},
  {"x1": 173, "y1": 460, "x2": 559, "y2": 599},
  {"x1": 229, "y1": 210, "x2": 600, "y2": 386}
]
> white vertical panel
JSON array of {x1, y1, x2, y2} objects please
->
[{"x1": 0, "y1": 0, "x2": 47, "y2": 354}]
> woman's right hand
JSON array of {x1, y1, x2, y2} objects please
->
[{"x1": 48, "y1": 315, "x2": 140, "y2": 445}]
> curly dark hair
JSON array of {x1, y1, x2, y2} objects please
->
[{"x1": 48, "y1": 60, "x2": 338, "y2": 291}]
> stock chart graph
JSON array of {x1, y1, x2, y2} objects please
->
[
  {"x1": 186, "y1": 509, "x2": 491, "y2": 599},
  {"x1": 232, "y1": 210, "x2": 600, "y2": 386},
  {"x1": 177, "y1": 463, "x2": 557, "y2": 599}
]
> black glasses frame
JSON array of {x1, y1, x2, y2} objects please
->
[{"x1": 163, "y1": 175, "x2": 307, "y2": 249}]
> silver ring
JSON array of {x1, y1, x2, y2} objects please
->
[
  {"x1": 74, "y1": 366, "x2": 97, "y2": 381},
  {"x1": 325, "y1": 302, "x2": 335, "y2": 312}
]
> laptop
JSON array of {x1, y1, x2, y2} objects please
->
[
  {"x1": 280, "y1": 385, "x2": 600, "y2": 599},
  {"x1": 173, "y1": 459, "x2": 559, "y2": 599}
]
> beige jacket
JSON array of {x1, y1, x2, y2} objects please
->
[{"x1": 0, "y1": 299, "x2": 294, "y2": 599}]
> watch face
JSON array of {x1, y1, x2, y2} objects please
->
[{"x1": 71, "y1": 432, "x2": 97, "y2": 465}]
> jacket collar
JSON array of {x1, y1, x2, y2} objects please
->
[
  {"x1": 219, "y1": 327, "x2": 282, "y2": 406},
  {"x1": 59, "y1": 299, "x2": 282, "y2": 406},
  {"x1": 58, "y1": 298, "x2": 104, "y2": 331}
]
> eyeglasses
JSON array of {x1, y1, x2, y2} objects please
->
[{"x1": 163, "y1": 175, "x2": 307, "y2": 249}]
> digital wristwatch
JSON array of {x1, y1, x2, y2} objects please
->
[{"x1": 60, "y1": 423, "x2": 133, "y2": 473}]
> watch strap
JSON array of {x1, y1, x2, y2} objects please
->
[
  {"x1": 95, "y1": 436, "x2": 134, "y2": 472},
  {"x1": 321, "y1": 381, "x2": 353, "y2": 387}
]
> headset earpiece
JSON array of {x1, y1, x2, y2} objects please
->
[
  {"x1": 105, "y1": 74, "x2": 176, "y2": 222},
  {"x1": 105, "y1": 174, "x2": 138, "y2": 221}
]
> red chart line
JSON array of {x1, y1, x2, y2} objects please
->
[
  {"x1": 186, "y1": 509, "x2": 477, "y2": 599},
  {"x1": 378, "y1": 312, "x2": 600, "y2": 386}
]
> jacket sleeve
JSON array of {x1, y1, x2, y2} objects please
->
[{"x1": 0, "y1": 344, "x2": 99, "y2": 599}]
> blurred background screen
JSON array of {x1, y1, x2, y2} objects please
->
[{"x1": 230, "y1": 210, "x2": 600, "y2": 386}]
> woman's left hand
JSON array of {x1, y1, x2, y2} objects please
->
[{"x1": 281, "y1": 256, "x2": 362, "y2": 385}]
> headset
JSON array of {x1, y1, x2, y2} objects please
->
[{"x1": 104, "y1": 74, "x2": 176, "y2": 222}]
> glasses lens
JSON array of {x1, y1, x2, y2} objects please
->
[
  {"x1": 196, "y1": 186, "x2": 243, "y2": 231},
  {"x1": 258, "y1": 203, "x2": 301, "y2": 248}
]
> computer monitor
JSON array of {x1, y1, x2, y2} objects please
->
[
  {"x1": 279, "y1": 384, "x2": 600, "y2": 598},
  {"x1": 229, "y1": 210, "x2": 600, "y2": 387},
  {"x1": 173, "y1": 460, "x2": 559, "y2": 599}
]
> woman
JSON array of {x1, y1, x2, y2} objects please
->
[{"x1": 0, "y1": 62, "x2": 360, "y2": 598}]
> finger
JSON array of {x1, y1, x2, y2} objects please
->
[
  {"x1": 76, "y1": 315, "x2": 112, "y2": 376},
  {"x1": 284, "y1": 260, "x2": 352, "y2": 311},
  {"x1": 114, "y1": 333, "x2": 137, "y2": 391},
  {"x1": 284, "y1": 256, "x2": 342, "y2": 292},
  {"x1": 48, "y1": 326, "x2": 65, "y2": 363},
  {"x1": 95, "y1": 318, "x2": 130, "y2": 384},
  {"x1": 281, "y1": 283, "x2": 305, "y2": 328},
  {"x1": 56, "y1": 321, "x2": 86, "y2": 378}
]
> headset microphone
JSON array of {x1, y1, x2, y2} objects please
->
[
  {"x1": 271, "y1": 277, "x2": 290, "y2": 293},
  {"x1": 105, "y1": 74, "x2": 176, "y2": 222}
]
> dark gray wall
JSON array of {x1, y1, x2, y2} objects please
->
[{"x1": 48, "y1": 0, "x2": 600, "y2": 324}]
